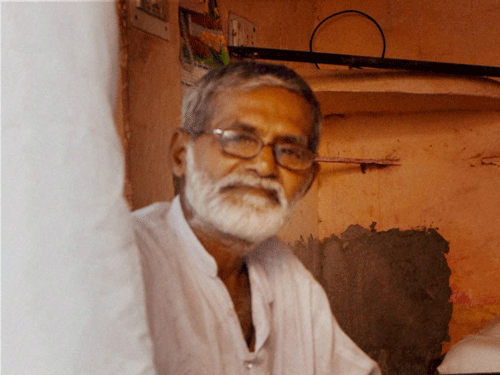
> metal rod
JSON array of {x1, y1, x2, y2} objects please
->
[
  {"x1": 228, "y1": 46, "x2": 500, "y2": 78},
  {"x1": 316, "y1": 157, "x2": 400, "y2": 166}
]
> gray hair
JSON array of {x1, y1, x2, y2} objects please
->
[{"x1": 181, "y1": 61, "x2": 322, "y2": 151}]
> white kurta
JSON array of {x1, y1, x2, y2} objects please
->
[
  {"x1": 133, "y1": 196, "x2": 381, "y2": 375},
  {"x1": 438, "y1": 314, "x2": 500, "y2": 374}
]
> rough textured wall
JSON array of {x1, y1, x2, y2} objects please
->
[
  {"x1": 291, "y1": 225, "x2": 452, "y2": 375},
  {"x1": 218, "y1": 0, "x2": 317, "y2": 70},
  {"x1": 317, "y1": 109, "x2": 500, "y2": 350},
  {"x1": 312, "y1": 0, "x2": 500, "y2": 351},
  {"x1": 313, "y1": 0, "x2": 500, "y2": 66},
  {"x1": 279, "y1": 182, "x2": 319, "y2": 242},
  {"x1": 124, "y1": 0, "x2": 181, "y2": 210}
]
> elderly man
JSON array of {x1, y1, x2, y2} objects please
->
[{"x1": 133, "y1": 61, "x2": 380, "y2": 375}]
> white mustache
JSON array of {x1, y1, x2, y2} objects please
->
[{"x1": 215, "y1": 174, "x2": 288, "y2": 208}]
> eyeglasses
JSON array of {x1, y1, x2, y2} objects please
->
[{"x1": 207, "y1": 128, "x2": 316, "y2": 171}]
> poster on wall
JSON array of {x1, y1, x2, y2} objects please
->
[
  {"x1": 179, "y1": 0, "x2": 208, "y2": 14},
  {"x1": 138, "y1": 0, "x2": 168, "y2": 21},
  {"x1": 179, "y1": 6, "x2": 229, "y2": 95},
  {"x1": 131, "y1": 0, "x2": 170, "y2": 41}
]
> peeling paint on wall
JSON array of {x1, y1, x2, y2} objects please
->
[{"x1": 291, "y1": 225, "x2": 452, "y2": 375}]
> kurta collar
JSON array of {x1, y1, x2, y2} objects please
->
[
  {"x1": 167, "y1": 195, "x2": 219, "y2": 278},
  {"x1": 167, "y1": 195, "x2": 275, "y2": 355}
]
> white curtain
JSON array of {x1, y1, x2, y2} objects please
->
[{"x1": 2, "y1": 2, "x2": 156, "y2": 374}]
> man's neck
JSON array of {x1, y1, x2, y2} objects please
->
[
  {"x1": 179, "y1": 193, "x2": 257, "y2": 351},
  {"x1": 179, "y1": 193, "x2": 257, "y2": 280},
  {"x1": 190, "y1": 223, "x2": 251, "y2": 280}
]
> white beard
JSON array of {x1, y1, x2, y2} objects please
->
[{"x1": 184, "y1": 144, "x2": 298, "y2": 244}]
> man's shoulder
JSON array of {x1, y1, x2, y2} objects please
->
[
  {"x1": 131, "y1": 201, "x2": 175, "y2": 248},
  {"x1": 131, "y1": 201, "x2": 181, "y2": 268},
  {"x1": 132, "y1": 201, "x2": 172, "y2": 226},
  {"x1": 438, "y1": 314, "x2": 500, "y2": 373}
]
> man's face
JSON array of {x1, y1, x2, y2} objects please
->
[{"x1": 181, "y1": 85, "x2": 317, "y2": 243}]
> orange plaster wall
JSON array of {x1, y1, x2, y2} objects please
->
[
  {"x1": 121, "y1": 0, "x2": 500, "y2": 349},
  {"x1": 313, "y1": 0, "x2": 500, "y2": 350},
  {"x1": 313, "y1": 0, "x2": 500, "y2": 66},
  {"x1": 217, "y1": 0, "x2": 317, "y2": 69},
  {"x1": 279, "y1": 181, "x2": 319, "y2": 242},
  {"x1": 125, "y1": 0, "x2": 182, "y2": 209},
  {"x1": 317, "y1": 109, "x2": 500, "y2": 349}
]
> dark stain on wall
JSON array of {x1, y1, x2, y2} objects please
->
[{"x1": 290, "y1": 225, "x2": 452, "y2": 375}]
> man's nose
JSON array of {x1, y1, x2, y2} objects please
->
[{"x1": 249, "y1": 144, "x2": 278, "y2": 178}]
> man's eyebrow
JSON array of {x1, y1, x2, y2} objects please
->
[
  {"x1": 221, "y1": 121, "x2": 309, "y2": 145},
  {"x1": 225, "y1": 122, "x2": 258, "y2": 134},
  {"x1": 277, "y1": 134, "x2": 309, "y2": 146}
]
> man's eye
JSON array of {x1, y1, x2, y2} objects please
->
[
  {"x1": 220, "y1": 131, "x2": 260, "y2": 157},
  {"x1": 232, "y1": 135, "x2": 254, "y2": 143},
  {"x1": 280, "y1": 146, "x2": 306, "y2": 159},
  {"x1": 225, "y1": 132, "x2": 257, "y2": 146}
]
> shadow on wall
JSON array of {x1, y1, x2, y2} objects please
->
[{"x1": 290, "y1": 225, "x2": 452, "y2": 375}]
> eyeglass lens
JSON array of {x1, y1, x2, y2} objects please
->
[{"x1": 218, "y1": 130, "x2": 313, "y2": 170}]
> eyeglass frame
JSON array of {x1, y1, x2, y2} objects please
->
[{"x1": 201, "y1": 128, "x2": 317, "y2": 171}]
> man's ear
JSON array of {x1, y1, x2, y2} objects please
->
[{"x1": 170, "y1": 128, "x2": 191, "y2": 178}]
